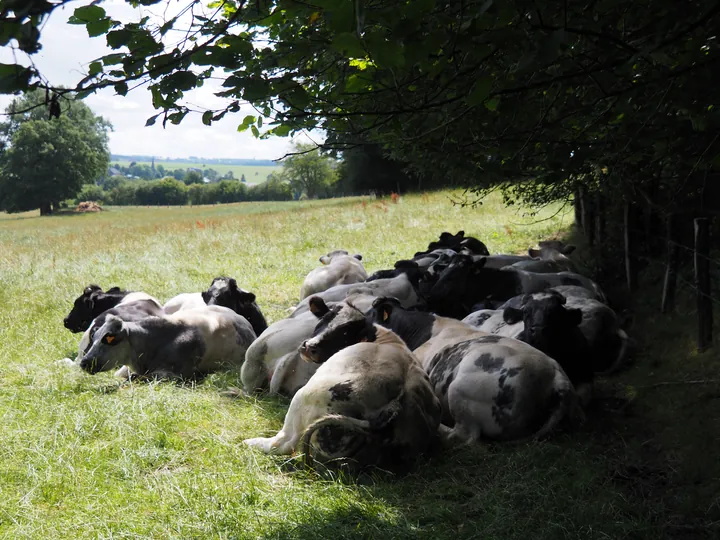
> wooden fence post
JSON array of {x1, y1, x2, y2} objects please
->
[
  {"x1": 694, "y1": 217, "x2": 713, "y2": 352},
  {"x1": 624, "y1": 201, "x2": 638, "y2": 292},
  {"x1": 661, "y1": 213, "x2": 680, "y2": 313}
]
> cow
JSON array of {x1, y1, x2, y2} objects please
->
[
  {"x1": 290, "y1": 273, "x2": 422, "y2": 318},
  {"x1": 162, "y1": 277, "x2": 267, "y2": 337},
  {"x1": 366, "y1": 298, "x2": 585, "y2": 444},
  {"x1": 241, "y1": 293, "x2": 381, "y2": 397},
  {"x1": 463, "y1": 291, "x2": 593, "y2": 404},
  {"x1": 527, "y1": 240, "x2": 579, "y2": 273},
  {"x1": 243, "y1": 297, "x2": 442, "y2": 470},
  {"x1": 201, "y1": 277, "x2": 267, "y2": 336},
  {"x1": 500, "y1": 286, "x2": 629, "y2": 374},
  {"x1": 420, "y1": 230, "x2": 490, "y2": 257},
  {"x1": 476, "y1": 254, "x2": 532, "y2": 270},
  {"x1": 300, "y1": 250, "x2": 367, "y2": 299},
  {"x1": 426, "y1": 254, "x2": 604, "y2": 318},
  {"x1": 507, "y1": 259, "x2": 570, "y2": 273},
  {"x1": 365, "y1": 260, "x2": 423, "y2": 282},
  {"x1": 64, "y1": 285, "x2": 140, "y2": 332},
  {"x1": 79, "y1": 305, "x2": 256, "y2": 380}
]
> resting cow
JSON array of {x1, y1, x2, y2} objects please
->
[
  {"x1": 80, "y1": 305, "x2": 255, "y2": 380},
  {"x1": 290, "y1": 273, "x2": 421, "y2": 318},
  {"x1": 243, "y1": 297, "x2": 441, "y2": 469},
  {"x1": 527, "y1": 240, "x2": 579, "y2": 273},
  {"x1": 368, "y1": 298, "x2": 585, "y2": 444},
  {"x1": 500, "y1": 287, "x2": 629, "y2": 374},
  {"x1": 427, "y1": 254, "x2": 604, "y2": 318},
  {"x1": 422, "y1": 230, "x2": 490, "y2": 256},
  {"x1": 300, "y1": 250, "x2": 367, "y2": 299},
  {"x1": 242, "y1": 293, "x2": 380, "y2": 397},
  {"x1": 64, "y1": 285, "x2": 140, "y2": 332}
]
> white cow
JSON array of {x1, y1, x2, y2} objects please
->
[{"x1": 300, "y1": 250, "x2": 367, "y2": 299}]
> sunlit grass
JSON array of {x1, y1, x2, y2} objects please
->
[{"x1": 0, "y1": 190, "x2": 717, "y2": 539}]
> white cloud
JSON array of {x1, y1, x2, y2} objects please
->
[{"x1": 0, "y1": 1, "x2": 315, "y2": 161}]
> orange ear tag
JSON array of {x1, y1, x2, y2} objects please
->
[{"x1": 105, "y1": 335, "x2": 115, "y2": 344}]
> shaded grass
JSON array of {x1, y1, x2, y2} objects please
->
[{"x1": 0, "y1": 190, "x2": 718, "y2": 539}]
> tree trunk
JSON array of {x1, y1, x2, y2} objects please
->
[{"x1": 40, "y1": 202, "x2": 52, "y2": 216}]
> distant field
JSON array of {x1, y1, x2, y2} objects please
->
[{"x1": 112, "y1": 160, "x2": 282, "y2": 183}]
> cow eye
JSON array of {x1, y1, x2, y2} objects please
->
[{"x1": 102, "y1": 334, "x2": 117, "y2": 345}]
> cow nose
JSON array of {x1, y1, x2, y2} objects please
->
[
  {"x1": 299, "y1": 340, "x2": 317, "y2": 356},
  {"x1": 79, "y1": 356, "x2": 96, "y2": 373}
]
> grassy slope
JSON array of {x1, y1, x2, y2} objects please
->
[
  {"x1": 111, "y1": 160, "x2": 282, "y2": 184},
  {"x1": 0, "y1": 191, "x2": 718, "y2": 539}
]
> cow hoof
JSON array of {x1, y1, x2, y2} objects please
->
[
  {"x1": 243, "y1": 437, "x2": 275, "y2": 453},
  {"x1": 114, "y1": 366, "x2": 131, "y2": 379}
]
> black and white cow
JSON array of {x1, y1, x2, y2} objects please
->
[
  {"x1": 422, "y1": 230, "x2": 490, "y2": 256},
  {"x1": 527, "y1": 240, "x2": 579, "y2": 273},
  {"x1": 80, "y1": 305, "x2": 256, "y2": 380},
  {"x1": 242, "y1": 293, "x2": 381, "y2": 397},
  {"x1": 462, "y1": 291, "x2": 593, "y2": 404},
  {"x1": 64, "y1": 285, "x2": 137, "y2": 332},
  {"x1": 290, "y1": 272, "x2": 422, "y2": 318},
  {"x1": 499, "y1": 286, "x2": 629, "y2": 374},
  {"x1": 300, "y1": 250, "x2": 367, "y2": 299},
  {"x1": 244, "y1": 297, "x2": 442, "y2": 469},
  {"x1": 426, "y1": 254, "x2": 604, "y2": 318},
  {"x1": 367, "y1": 298, "x2": 585, "y2": 444},
  {"x1": 201, "y1": 277, "x2": 267, "y2": 336}
]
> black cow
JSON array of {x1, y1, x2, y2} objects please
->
[
  {"x1": 419, "y1": 230, "x2": 490, "y2": 257},
  {"x1": 64, "y1": 285, "x2": 130, "y2": 332},
  {"x1": 201, "y1": 277, "x2": 268, "y2": 336}
]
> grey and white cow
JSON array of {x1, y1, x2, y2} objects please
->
[
  {"x1": 244, "y1": 297, "x2": 441, "y2": 469},
  {"x1": 241, "y1": 293, "x2": 381, "y2": 397},
  {"x1": 526, "y1": 240, "x2": 579, "y2": 273},
  {"x1": 499, "y1": 286, "x2": 629, "y2": 374},
  {"x1": 79, "y1": 305, "x2": 256, "y2": 380},
  {"x1": 290, "y1": 272, "x2": 421, "y2": 318},
  {"x1": 300, "y1": 250, "x2": 367, "y2": 299},
  {"x1": 367, "y1": 298, "x2": 585, "y2": 444}
]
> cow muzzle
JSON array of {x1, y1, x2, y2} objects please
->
[
  {"x1": 79, "y1": 356, "x2": 101, "y2": 374},
  {"x1": 298, "y1": 340, "x2": 322, "y2": 363}
]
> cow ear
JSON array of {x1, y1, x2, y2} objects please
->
[
  {"x1": 228, "y1": 278, "x2": 238, "y2": 290},
  {"x1": 319, "y1": 255, "x2": 330, "y2": 265},
  {"x1": 380, "y1": 303, "x2": 393, "y2": 322},
  {"x1": 503, "y1": 307, "x2": 523, "y2": 324},
  {"x1": 353, "y1": 254, "x2": 362, "y2": 261},
  {"x1": 456, "y1": 230, "x2": 465, "y2": 238},
  {"x1": 565, "y1": 307, "x2": 583, "y2": 326},
  {"x1": 528, "y1": 248, "x2": 541, "y2": 258},
  {"x1": 561, "y1": 244, "x2": 576, "y2": 255},
  {"x1": 308, "y1": 297, "x2": 330, "y2": 318},
  {"x1": 201, "y1": 291, "x2": 212, "y2": 304},
  {"x1": 237, "y1": 291, "x2": 256, "y2": 303},
  {"x1": 394, "y1": 259, "x2": 418, "y2": 269},
  {"x1": 85, "y1": 284, "x2": 101, "y2": 295}
]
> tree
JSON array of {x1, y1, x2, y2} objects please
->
[
  {"x1": 282, "y1": 143, "x2": 337, "y2": 199},
  {"x1": 0, "y1": 92, "x2": 110, "y2": 214},
  {"x1": 240, "y1": 173, "x2": 247, "y2": 183},
  {"x1": 183, "y1": 169, "x2": 203, "y2": 185},
  {"x1": 76, "y1": 183, "x2": 105, "y2": 203}
]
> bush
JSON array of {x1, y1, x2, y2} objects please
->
[{"x1": 75, "y1": 184, "x2": 105, "y2": 204}]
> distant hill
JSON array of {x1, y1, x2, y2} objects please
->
[{"x1": 110, "y1": 155, "x2": 279, "y2": 167}]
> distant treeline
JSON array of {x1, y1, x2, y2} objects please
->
[
  {"x1": 77, "y1": 175, "x2": 292, "y2": 206},
  {"x1": 110, "y1": 162, "x2": 239, "y2": 182},
  {"x1": 111, "y1": 155, "x2": 277, "y2": 167}
]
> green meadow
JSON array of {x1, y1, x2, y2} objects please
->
[{"x1": 0, "y1": 190, "x2": 717, "y2": 539}]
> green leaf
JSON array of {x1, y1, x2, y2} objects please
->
[
  {"x1": 88, "y1": 61, "x2": 103, "y2": 76},
  {"x1": 484, "y1": 98, "x2": 499, "y2": 111},
  {"x1": 237, "y1": 115, "x2": 255, "y2": 132},
  {"x1": 331, "y1": 33, "x2": 366, "y2": 57},
  {"x1": 70, "y1": 5, "x2": 107, "y2": 23},
  {"x1": 145, "y1": 113, "x2": 160, "y2": 127},
  {"x1": 0, "y1": 63, "x2": 33, "y2": 93},
  {"x1": 87, "y1": 19, "x2": 112, "y2": 38},
  {"x1": 467, "y1": 76, "x2": 492, "y2": 106},
  {"x1": 107, "y1": 29, "x2": 132, "y2": 49},
  {"x1": 257, "y1": 116, "x2": 263, "y2": 128},
  {"x1": 202, "y1": 110, "x2": 213, "y2": 126},
  {"x1": 251, "y1": 125, "x2": 260, "y2": 138},
  {"x1": 272, "y1": 124, "x2": 292, "y2": 137},
  {"x1": 114, "y1": 81, "x2": 129, "y2": 96},
  {"x1": 102, "y1": 53, "x2": 124, "y2": 66},
  {"x1": 168, "y1": 71, "x2": 197, "y2": 91}
]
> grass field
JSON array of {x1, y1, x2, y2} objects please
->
[
  {"x1": 112, "y1": 160, "x2": 282, "y2": 184},
  {"x1": 0, "y1": 190, "x2": 718, "y2": 539}
]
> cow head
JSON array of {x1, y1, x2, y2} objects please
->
[
  {"x1": 298, "y1": 297, "x2": 376, "y2": 363},
  {"x1": 64, "y1": 285, "x2": 106, "y2": 332},
  {"x1": 202, "y1": 276, "x2": 267, "y2": 336},
  {"x1": 529, "y1": 241, "x2": 577, "y2": 258},
  {"x1": 79, "y1": 314, "x2": 131, "y2": 374},
  {"x1": 502, "y1": 290, "x2": 582, "y2": 351},
  {"x1": 427, "y1": 254, "x2": 487, "y2": 309},
  {"x1": 319, "y1": 249, "x2": 362, "y2": 264}
]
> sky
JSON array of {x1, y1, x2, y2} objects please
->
[{"x1": 0, "y1": 0, "x2": 308, "y2": 161}]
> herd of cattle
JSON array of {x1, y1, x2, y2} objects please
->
[{"x1": 60, "y1": 230, "x2": 632, "y2": 469}]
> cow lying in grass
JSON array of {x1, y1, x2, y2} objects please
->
[
  {"x1": 79, "y1": 305, "x2": 255, "y2": 380},
  {"x1": 63, "y1": 284, "x2": 148, "y2": 333},
  {"x1": 243, "y1": 297, "x2": 441, "y2": 469},
  {"x1": 367, "y1": 298, "x2": 585, "y2": 444},
  {"x1": 300, "y1": 250, "x2": 367, "y2": 299}
]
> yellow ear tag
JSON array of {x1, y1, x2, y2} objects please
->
[
  {"x1": 105, "y1": 335, "x2": 115, "y2": 344},
  {"x1": 383, "y1": 310, "x2": 389, "y2": 321}
]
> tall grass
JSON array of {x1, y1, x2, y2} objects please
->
[{"x1": 0, "y1": 190, "x2": 717, "y2": 539}]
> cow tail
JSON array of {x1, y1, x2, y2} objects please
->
[
  {"x1": 299, "y1": 415, "x2": 371, "y2": 468},
  {"x1": 532, "y1": 372, "x2": 585, "y2": 441}
]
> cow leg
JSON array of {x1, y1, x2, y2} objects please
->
[
  {"x1": 114, "y1": 365, "x2": 132, "y2": 379},
  {"x1": 437, "y1": 423, "x2": 478, "y2": 447},
  {"x1": 240, "y1": 350, "x2": 270, "y2": 394},
  {"x1": 75, "y1": 328, "x2": 92, "y2": 362},
  {"x1": 268, "y1": 352, "x2": 295, "y2": 395}
]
